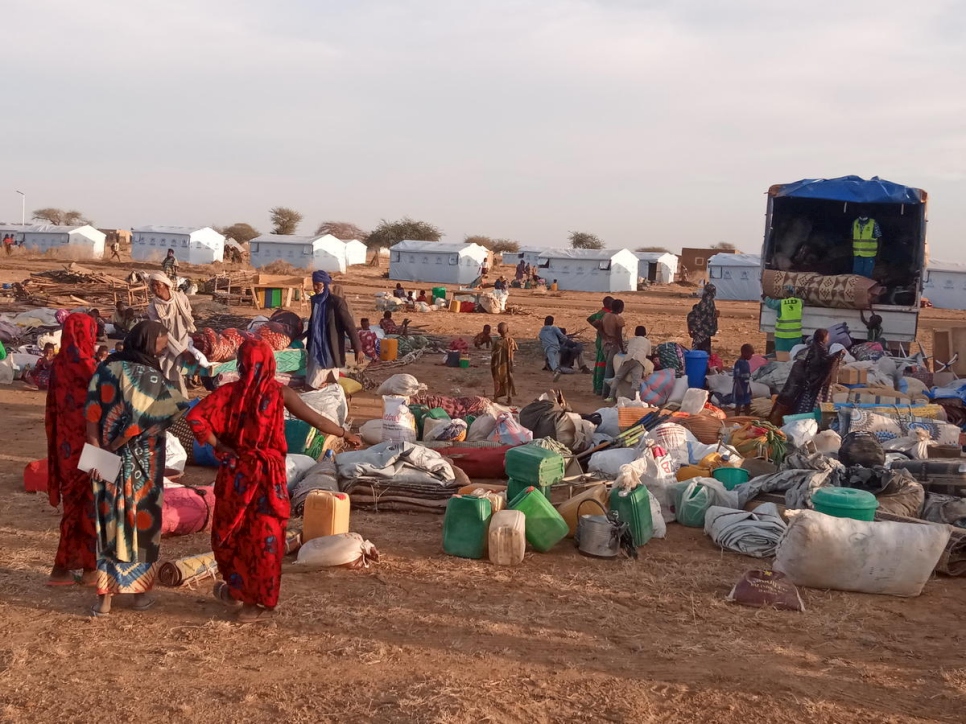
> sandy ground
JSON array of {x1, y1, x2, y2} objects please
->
[{"x1": 1, "y1": 251, "x2": 965, "y2": 723}]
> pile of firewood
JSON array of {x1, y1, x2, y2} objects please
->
[{"x1": 15, "y1": 263, "x2": 149, "y2": 307}]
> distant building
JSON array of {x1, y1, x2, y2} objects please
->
[
  {"x1": 249, "y1": 234, "x2": 347, "y2": 272},
  {"x1": 13, "y1": 224, "x2": 107, "y2": 259},
  {"x1": 131, "y1": 225, "x2": 225, "y2": 264},
  {"x1": 923, "y1": 261, "x2": 966, "y2": 310},
  {"x1": 633, "y1": 252, "x2": 679, "y2": 284},
  {"x1": 708, "y1": 253, "x2": 762, "y2": 301},
  {"x1": 680, "y1": 247, "x2": 735, "y2": 281},
  {"x1": 389, "y1": 241, "x2": 488, "y2": 285},
  {"x1": 534, "y1": 248, "x2": 639, "y2": 293}
]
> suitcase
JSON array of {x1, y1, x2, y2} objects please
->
[{"x1": 891, "y1": 459, "x2": 966, "y2": 496}]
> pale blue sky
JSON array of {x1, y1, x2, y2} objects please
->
[{"x1": 3, "y1": 1, "x2": 964, "y2": 256}]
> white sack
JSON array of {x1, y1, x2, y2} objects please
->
[
  {"x1": 286, "y1": 454, "x2": 318, "y2": 486},
  {"x1": 360, "y1": 419, "x2": 383, "y2": 445},
  {"x1": 588, "y1": 448, "x2": 639, "y2": 478},
  {"x1": 774, "y1": 510, "x2": 951, "y2": 597},
  {"x1": 382, "y1": 395, "x2": 417, "y2": 444},
  {"x1": 376, "y1": 374, "x2": 427, "y2": 398},
  {"x1": 164, "y1": 433, "x2": 187, "y2": 473},
  {"x1": 291, "y1": 532, "x2": 379, "y2": 569},
  {"x1": 781, "y1": 419, "x2": 819, "y2": 449},
  {"x1": 594, "y1": 407, "x2": 620, "y2": 438},
  {"x1": 298, "y1": 384, "x2": 348, "y2": 427}
]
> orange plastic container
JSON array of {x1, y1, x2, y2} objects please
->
[
  {"x1": 449, "y1": 299, "x2": 461, "y2": 313},
  {"x1": 380, "y1": 337, "x2": 399, "y2": 361},
  {"x1": 302, "y1": 491, "x2": 351, "y2": 541},
  {"x1": 555, "y1": 484, "x2": 609, "y2": 537}
]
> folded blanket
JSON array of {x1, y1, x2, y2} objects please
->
[
  {"x1": 705, "y1": 503, "x2": 787, "y2": 558},
  {"x1": 762, "y1": 270, "x2": 882, "y2": 310}
]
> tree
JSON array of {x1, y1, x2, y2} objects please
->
[
  {"x1": 711, "y1": 242, "x2": 737, "y2": 251},
  {"x1": 636, "y1": 246, "x2": 671, "y2": 253},
  {"x1": 215, "y1": 222, "x2": 260, "y2": 244},
  {"x1": 315, "y1": 221, "x2": 367, "y2": 241},
  {"x1": 269, "y1": 207, "x2": 303, "y2": 235},
  {"x1": 366, "y1": 217, "x2": 442, "y2": 249},
  {"x1": 32, "y1": 208, "x2": 92, "y2": 226},
  {"x1": 569, "y1": 231, "x2": 604, "y2": 250},
  {"x1": 464, "y1": 235, "x2": 521, "y2": 254}
]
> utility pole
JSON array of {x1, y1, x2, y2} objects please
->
[{"x1": 15, "y1": 190, "x2": 25, "y2": 225}]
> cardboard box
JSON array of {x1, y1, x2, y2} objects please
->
[{"x1": 836, "y1": 368, "x2": 868, "y2": 385}]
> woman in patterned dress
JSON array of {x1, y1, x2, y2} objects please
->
[
  {"x1": 586, "y1": 296, "x2": 614, "y2": 395},
  {"x1": 85, "y1": 321, "x2": 188, "y2": 616},
  {"x1": 187, "y1": 339, "x2": 361, "y2": 624}
]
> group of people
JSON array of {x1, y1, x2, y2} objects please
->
[{"x1": 40, "y1": 268, "x2": 363, "y2": 622}]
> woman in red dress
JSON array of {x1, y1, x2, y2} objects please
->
[
  {"x1": 187, "y1": 339, "x2": 361, "y2": 623},
  {"x1": 46, "y1": 313, "x2": 99, "y2": 585}
]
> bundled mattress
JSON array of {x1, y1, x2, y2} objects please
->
[{"x1": 762, "y1": 270, "x2": 883, "y2": 310}]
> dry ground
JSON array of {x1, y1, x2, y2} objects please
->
[{"x1": 0, "y1": 251, "x2": 964, "y2": 723}]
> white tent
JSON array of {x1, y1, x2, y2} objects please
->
[
  {"x1": 535, "y1": 248, "x2": 638, "y2": 293},
  {"x1": 501, "y1": 246, "x2": 547, "y2": 268},
  {"x1": 343, "y1": 239, "x2": 368, "y2": 266},
  {"x1": 131, "y1": 225, "x2": 225, "y2": 264},
  {"x1": 389, "y1": 241, "x2": 488, "y2": 284},
  {"x1": 923, "y1": 261, "x2": 966, "y2": 310},
  {"x1": 633, "y1": 252, "x2": 678, "y2": 284},
  {"x1": 707, "y1": 253, "x2": 762, "y2": 300},
  {"x1": 20, "y1": 224, "x2": 106, "y2": 259},
  {"x1": 249, "y1": 234, "x2": 347, "y2": 272}
]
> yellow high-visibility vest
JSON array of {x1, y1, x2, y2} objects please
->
[
  {"x1": 775, "y1": 297, "x2": 803, "y2": 340},
  {"x1": 853, "y1": 218, "x2": 879, "y2": 258}
]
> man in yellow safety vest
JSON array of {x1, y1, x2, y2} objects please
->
[
  {"x1": 764, "y1": 285, "x2": 803, "y2": 354},
  {"x1": 852, "y1": 215, "x2": 881, "y2": 278}
]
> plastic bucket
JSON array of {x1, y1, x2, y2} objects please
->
[
  {"x1": 459, "y1": 358, "x2": 470, "y2": 368},
  {"x1": 812, "y1": 487, "x2": 879, "y2": 521},
  {"x1": 712, "y1": 467, "x2": 751, "y2": 490},
  {"x1": 684, "y1": 350, "x2": 709, "y2": 389}
]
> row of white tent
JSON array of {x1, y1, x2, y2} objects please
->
[
  {"x1": 499, "y1": 247, "x2": 680, "y2": 290},
  {"x1": 0, "y1": 223, "x2": 371, "y2": 271}
]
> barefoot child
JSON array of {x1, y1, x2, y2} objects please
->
[
  {"x1": 491, "y1": 322, "x2": 517, "y2": 405},
  {"x1": 474, "y1": 324, "x2": 493, "y2": 350},
  {"x1": 733, "y1": 344, "x2": 754, "y2": 416}
]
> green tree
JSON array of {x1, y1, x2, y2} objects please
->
[
  {"x1": 636, "y1": 246, "x2": 671, "y2": 253},
  {"x1": 315, "y1": 221, "x2": 367, "y2": 241},
  {"x1": 32, "y1": 208, "x2": 91, "y2": 226},
  {"x1": 569, "y1": 231, "x2": 604, "y2": 250},
  {"x1": 367, "y1": 217, "x2": 442, "y2": 249},
  {"x1": 216, "y1": 222, "x2": 260, "y2": 244},
  {"x1": 269, "y1": 207, "x2": 303, "y2": 235}
]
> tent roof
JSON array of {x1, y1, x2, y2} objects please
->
[
  {"x1": 769, "y1": 175, "x2": 924, "y2": 205},
  {"x1": 23, "y1": 224, "x2": 93, "y2": 233},
  {"x1": 251, "y1": 233, "x2": 341, "y2": 245},
  {"x1": 927, "y1": 259, "x2": 966, "y2": 273},
  {"x1": 392, "y1": 240, "x2": 485, "y2": 254},
  {"x1": 537, "y1": 248, "x2": 627, "y2": 260},
  {"x1": 133, "y1": 225, "x2": 214, "y2": 234},
  {"x1": 633, "y1": 252, "x2": 676, "y2": 262},
  {"x1": 708, "y1": 252, "x2": 761, "y2": 267}
]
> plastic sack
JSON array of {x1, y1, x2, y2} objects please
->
[
  {"x1": 639, "y1": 369, "x2": 677, "y2": 407},
  {"x1": 487, "y1": 413, "x2": 533, "y2": 445},
  {"x1": 839, "y1": 431, "x2": 885, "y2": 468},
  {"x1": 298, "y1": 384, "x2": 348, "y2": 427},
  {"x1": 164, "y1": 433, "x2": 187, "y2": 474},
  {"x1": 382, "y1": 395, "x2": 418, "y2": 444},
  {"x1": 360, "y1": 419, "x2": 383, "y2": 445},
  {"x1": 883, "y1": 429, "x2": 935, "y2": 460},
  {"x1": 286, "y1": 454, "x2": 318, "y2": 487},
  {"x1": 422, "y1": 416, "x2": 450, "y2": 442},
  {"x1": 670, "y1": 477, "x2": 739, "y2": 528},
  {"x1": 667, "y1": 376, "x2": 689, "y2": 404},
  {"x1": 811, "y1": 430, "x2": 842, "y2": 455},
  {"x1": 680, "y1": 388, "x2": 709, "y2": 415},
  {"x1": 781, "y1": 418, "x2": 818, "y2": 448},
  {"x1": 617, "y1": 393, "x2": 646, "y2": 408},
  {"x1": 645, "y1": 423, "x2": 696, "y2": 468},
  {"x1": 467, "y1": 413, "x2": 498, "y2": 441},
  {"x1": 613, "y1": 455, "x2": 671, "y2": 535},
  {"x1": 0, "y1": 358, "x2": 14, "y2": 385},
  {"x1": 377, "y1": 374, "x2": 427, "y2": 398},
  {"x1": 161, "y1": 485, "x2": 214, "y2": 536},
  {"x1": 774, "y1": 510, "x2": 951, "y2": 597},
  {"x1": 427, "y1": 419, "x2": 468, "y2": 443},
  {"x1": 290, "y1": 532, "x2": 381, "y2": 570},
  {"x1": 588, "y1": 448, "x2": 639, "y2": 478},
  {"x1": 594, "y1": 407, "x2": 620, "y2": 438}
]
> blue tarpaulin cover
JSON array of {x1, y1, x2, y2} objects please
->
[{"x1": 769, "y1": 175, "x2": 925, "y2": 205}]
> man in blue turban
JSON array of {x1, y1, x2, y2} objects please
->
[{"x1": 306, "y1": 270, "x2": 363, "y2": 388}]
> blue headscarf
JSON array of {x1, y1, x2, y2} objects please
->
[{"x1": 309, "y1": 271, "x2": 335, "y2": 368}]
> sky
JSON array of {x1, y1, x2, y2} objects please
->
[{"x1": 3, "y1": 0, "x2": 965, "y2": 257}]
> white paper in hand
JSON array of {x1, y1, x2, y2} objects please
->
[{"x1": 78, "y1": 444, "x2": 122, "y2": 483}]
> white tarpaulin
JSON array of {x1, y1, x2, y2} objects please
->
[{"x1": 708, "y1": 253, "x2": 762, "y2": 301}]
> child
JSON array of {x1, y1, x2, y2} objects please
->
[
  {"x1": 491, "y1": 322, "x2": 517, "y2": 405},
  {"x1": 114, "y1": 342, "x2": 124, "y2": 353},
  {"x1": 733, "y1": 344, "x2": 754, "y2": 416},
  {"x1": 416, "y1": 290, "x2": 428, "y2": 304},
  {"x1": 24, "y1": 343, "x2": 56, "y2": 390},
  {"x1": 474, "y1": 324, "x2": 493, "y2": 350},
  {"x1": 96, "y1": 345, "x2": 110, "y2": 362},
  {"x1": 358, "y1": 318, "x2": 379, "y2": 360}
]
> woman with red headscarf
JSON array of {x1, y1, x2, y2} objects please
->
[
  {"x1": 187, "y1": 339, "x2": 362, "y2": 623},
  {"x1": 46, "y1": 313, "x2": 100, "y2": 586}
]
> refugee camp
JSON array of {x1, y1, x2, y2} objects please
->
[{"x1": 2, "y1": 2, "x2": 965, "y2": 722}]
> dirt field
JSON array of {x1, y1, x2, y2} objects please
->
[{"x1": 1, "y1": 252, "x2": 964, "y2": 723}]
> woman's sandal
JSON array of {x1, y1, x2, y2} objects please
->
[
  {"x1": 213, "y1": 581, "x2": 242, "y2": 609},
  {"x1": 236, "y1": 608, "x2": 276, "y2": 625},
  {"x1": 90, "y1": 604, "x2": 111, "y2": 618}
]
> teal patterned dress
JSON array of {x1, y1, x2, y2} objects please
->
[{"x1": 85, "y1": 360, "x2": 187, "y2": 595}]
